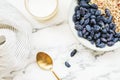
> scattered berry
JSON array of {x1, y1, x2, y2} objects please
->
[
  {"x1": 65, "y1": 61, "x2": 71, "y2": 68},
  {"x1": 70, "y1": 49, "x2": 77, "y2": 57}
]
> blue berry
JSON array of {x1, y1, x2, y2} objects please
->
[
  {"x1": 107, "y1": 15, "x2": 113, "y2": 23},
  {"x1": 76, "y1": 10, "x2": 81, "y2": 19},
  {"x1": 90, "y1": 40, "x2": 94, "y2": 44},
  {"x1": 101, "y1": 38, "x2": 107, "y2": 43},
  {"x1": 98, "y1": 21, "x2": 104, "y2": 27},
  {"x1": 96, "y1": 16, "x2": 101, "y2": 22},
  {"x1": 90, "y1": 3, "x2": 98, "y2": 9},
  {"x1": 95, "y1": 32, "x2": 101, "y2": 38},
  {"x1": 113, "y1": 38, "x2": 119, "y2": 43},
  {"x1": 84, "y1": 18, "x2": 90, "y2": 25},
  {"x1": 90, "y1": 15, "x2": 96, "y2": 19},
  {"x1": 95, "y1": 10, "x2": 101, "y2": 16},
  {"x1": 84, "y1": 13, "x2": 91, "y2": 19},
  {"x1": 86, "y1": 25, "x2": 91, "y2": 32},
  {"x1": 89, "y1": 9, "x2": 96, "y2": 15},
  {"x1": 94, "y1": 25, "x2": 101, "y2": 32},
  {"x1": 96, "y1": 39, "x2": 101, "y2": 45},
  {"x1": 97, "y1": 42, "x2": 106, "y2": 48},
  {"x1": 109, "y1": 22, "x2": 116, "y2": 29},
  {"x1": 65, "y1": 61, "x2": 71, "y2": 68},
  {"x1": 75, "y1": 24, "x2": 82, "y2": 31},
  {"x1": 101, "y1": 16, "x2": 108, "y2": 23},
  {"x1": 107, "y1": 34, "x2": 113, "y2": 41},
  {"x1": 70, "y1": 49, "x2": 77, "y2": 57},
  {"x1": 80, "y1": 18, "x2": 85, "y2": 25},
  {"x1": 75, "y1": 6, "x2": 80, "y2": 12},
  {"x1": 80, "y1": 7, "x2": 86, "y2": 16},
  {"x1": 102, "y1": 28, "x2": 107, "y2": 33},
  {"x1": 90, "y1": 19, "x2": 96, "y2": 25},
  {"x1": 80, "y1": 1, "x2": 90, "y2": 8},
  {"x1": 107, "y1": 42, "x2": 115, "y2": 46},
  {"x1": 73, "y1": 14, "x2": 77, "y2": 23},
  {"x1": 105, "y1": 8, "x2": 111, "y2": 17},
  {"x1": 87, "y1": 36, "x2": 92, "y2": 41},
  {"x1": 78, "y1": 31, "x2": 83, "y2": 37}
]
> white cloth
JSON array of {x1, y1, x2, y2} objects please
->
[{"x1": 0, "y1": 0, "x2": 32, "y2": 79}]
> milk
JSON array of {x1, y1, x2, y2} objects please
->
[{"x1": 28, "y1": 0, "x2": 57, "y2": 17}]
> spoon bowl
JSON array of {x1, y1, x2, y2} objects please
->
[{"x1": 36, "y1": 52, "x2": 60, "y2": 80}]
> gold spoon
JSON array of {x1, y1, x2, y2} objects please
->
[{"x1": 36, "y1": 52, "x2": 60, "y2": 80}]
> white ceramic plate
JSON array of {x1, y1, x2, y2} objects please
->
[{"x1": 68, "y1": 0, "x2": 120, "y2": 51}]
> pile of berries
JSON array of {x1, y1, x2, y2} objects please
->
[{"x1": 73, "y1": 0, "x2": 120, "y2": 48}]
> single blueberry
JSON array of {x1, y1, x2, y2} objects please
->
[
  {"x1": 108, "y1": 30, "x2": 115, "y2": 34},
  {"x1": 102, "y1": 34, "x2": 107, "y2": 38},
  {"x1": 75, "y1": 21, "x2": 79, "y2": 25},
  {"x1": 90, "y1": 15, "x2": 96, "y2": 19},
  {"x1": 75, "y1": 24, "x2": 82, "y2": 31},
  {"x1": 90, "y1": 30, "x2": 94, "y2": 37},
  {"x1": 80, "y1": 7, "x2": 86, "y2": 16},
  {"x1": 80, "y1": 1, "x2": 90, "y2": 8},
  {"x1": 94, "y1": 25, "x2": 101, "y2": 32},
  {"x1": 97, "y1": 42, "x2": 106, "y2": 48},
  {"x1": 84, "y1": 18, "x2": 90, "y2": 25},
  {"x1": 95, "y1": 32, "x2": 101, "y2": 38},
  {"x1": 90, "y1": 19, "x2": 96, "y2": 25},
  {"x1": 80, "y1": 0, "x2": 91, "y2": 3},
  {"x1": 85, "y1": 32, "x2": 90, "y2": 36},
  {"x1": 82, "y1": 28, "x2": 87, "y2": 34},
  {"x1": 75, "y1": 6, "x2": 80, "y2": 12},
  {"x1": 84, "y1": 13, "x2": 91, "y2": 19},
  {"x1": 73, "y1": 14, "x2": 77, "y2": 23},
  {"x1": 101, "y1": 16, "x2": 108, "y2": 23},
  {"x1": 87, "y1": 36, "x2": 92, "y2": 41},
  {"x1": 96, "y1": 39, "x2": 101, "y2": 45},
  {"x1": 117, "y1": 33, "x2": 120, "y2": 38},
  {"x1": 76, "y1": 10, "x2": 81, "y2": 19},
  {"x1": 109, "y1": 22, "x2": 116, "y2": 29},
  {"x1": 78, "y1": 31, "x2": 83, "y2": 37},
  {"x1": 90, "y1": 40, "x2": 94, "y2": 44},
  {"x1": 98, "y1": 21, "x2": 104, "y2": 27},
  {"x1": 85, "y1": 0, "x2": 91, "y2": 3},
  {"x1": 107, "y1": 16, "x2": 113, "y2": 24},
  {"x1": 89, "y1": 9, "x2": 96, "y2": 15},
  {"x1": 86, "y1": 25, "x2": 91, "y2": 32},
  {"x1": 102, "y1": 28, "x2": 107, "y2": 33},
  {"x1": 70, "y1": 49, "x2": 77, "y2": 57},
  {"x1": 101, "y1": 38, "x2": 107, "y2": 43},
  {"x1": 107, "y1": 35, "x2": 113, "y2": 41},
  {"x1": 90, "y1": 3, "x2": 98, "y2": 9},
  {"x1": 95, "y1": 10, "x2": 101, "y2": 16},
  {"x1": 79, "y1": 18, "x2": 85, "y2": 25},
  {"x1": 65, "y1": 61, "x2": 71, "y2": 68},
  {"x1": 113, "y1": 38, "x2": 119, "y2": 43},
  {"x1": 105, "y1": 8, "x2": 111, "y2": 17},
  {"x1": 96, "y1": 16, "x2": 101, "y2": 22},
  {"x1": 107, "y1": 42, "x2": 115, "y2": 46}
]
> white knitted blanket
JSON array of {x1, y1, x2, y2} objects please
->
[{"x1": 0, "y1": 0, "x2": 32, "y2": 79}]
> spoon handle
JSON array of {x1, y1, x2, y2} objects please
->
[{"x1": 52, "y1": 70, "x2": 60, "y2": 80}]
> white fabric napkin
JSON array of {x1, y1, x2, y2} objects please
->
[{"x1": 0, "y1": 0, "x2": 32, "y2": 79}]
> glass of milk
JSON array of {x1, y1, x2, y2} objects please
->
[{"x1": 25, "y1": 0, "x2": 58, "y2": 22}]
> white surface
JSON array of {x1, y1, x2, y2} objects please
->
[{"x1": 0, "y1": 0, "x2": 120, "y2": 80}]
